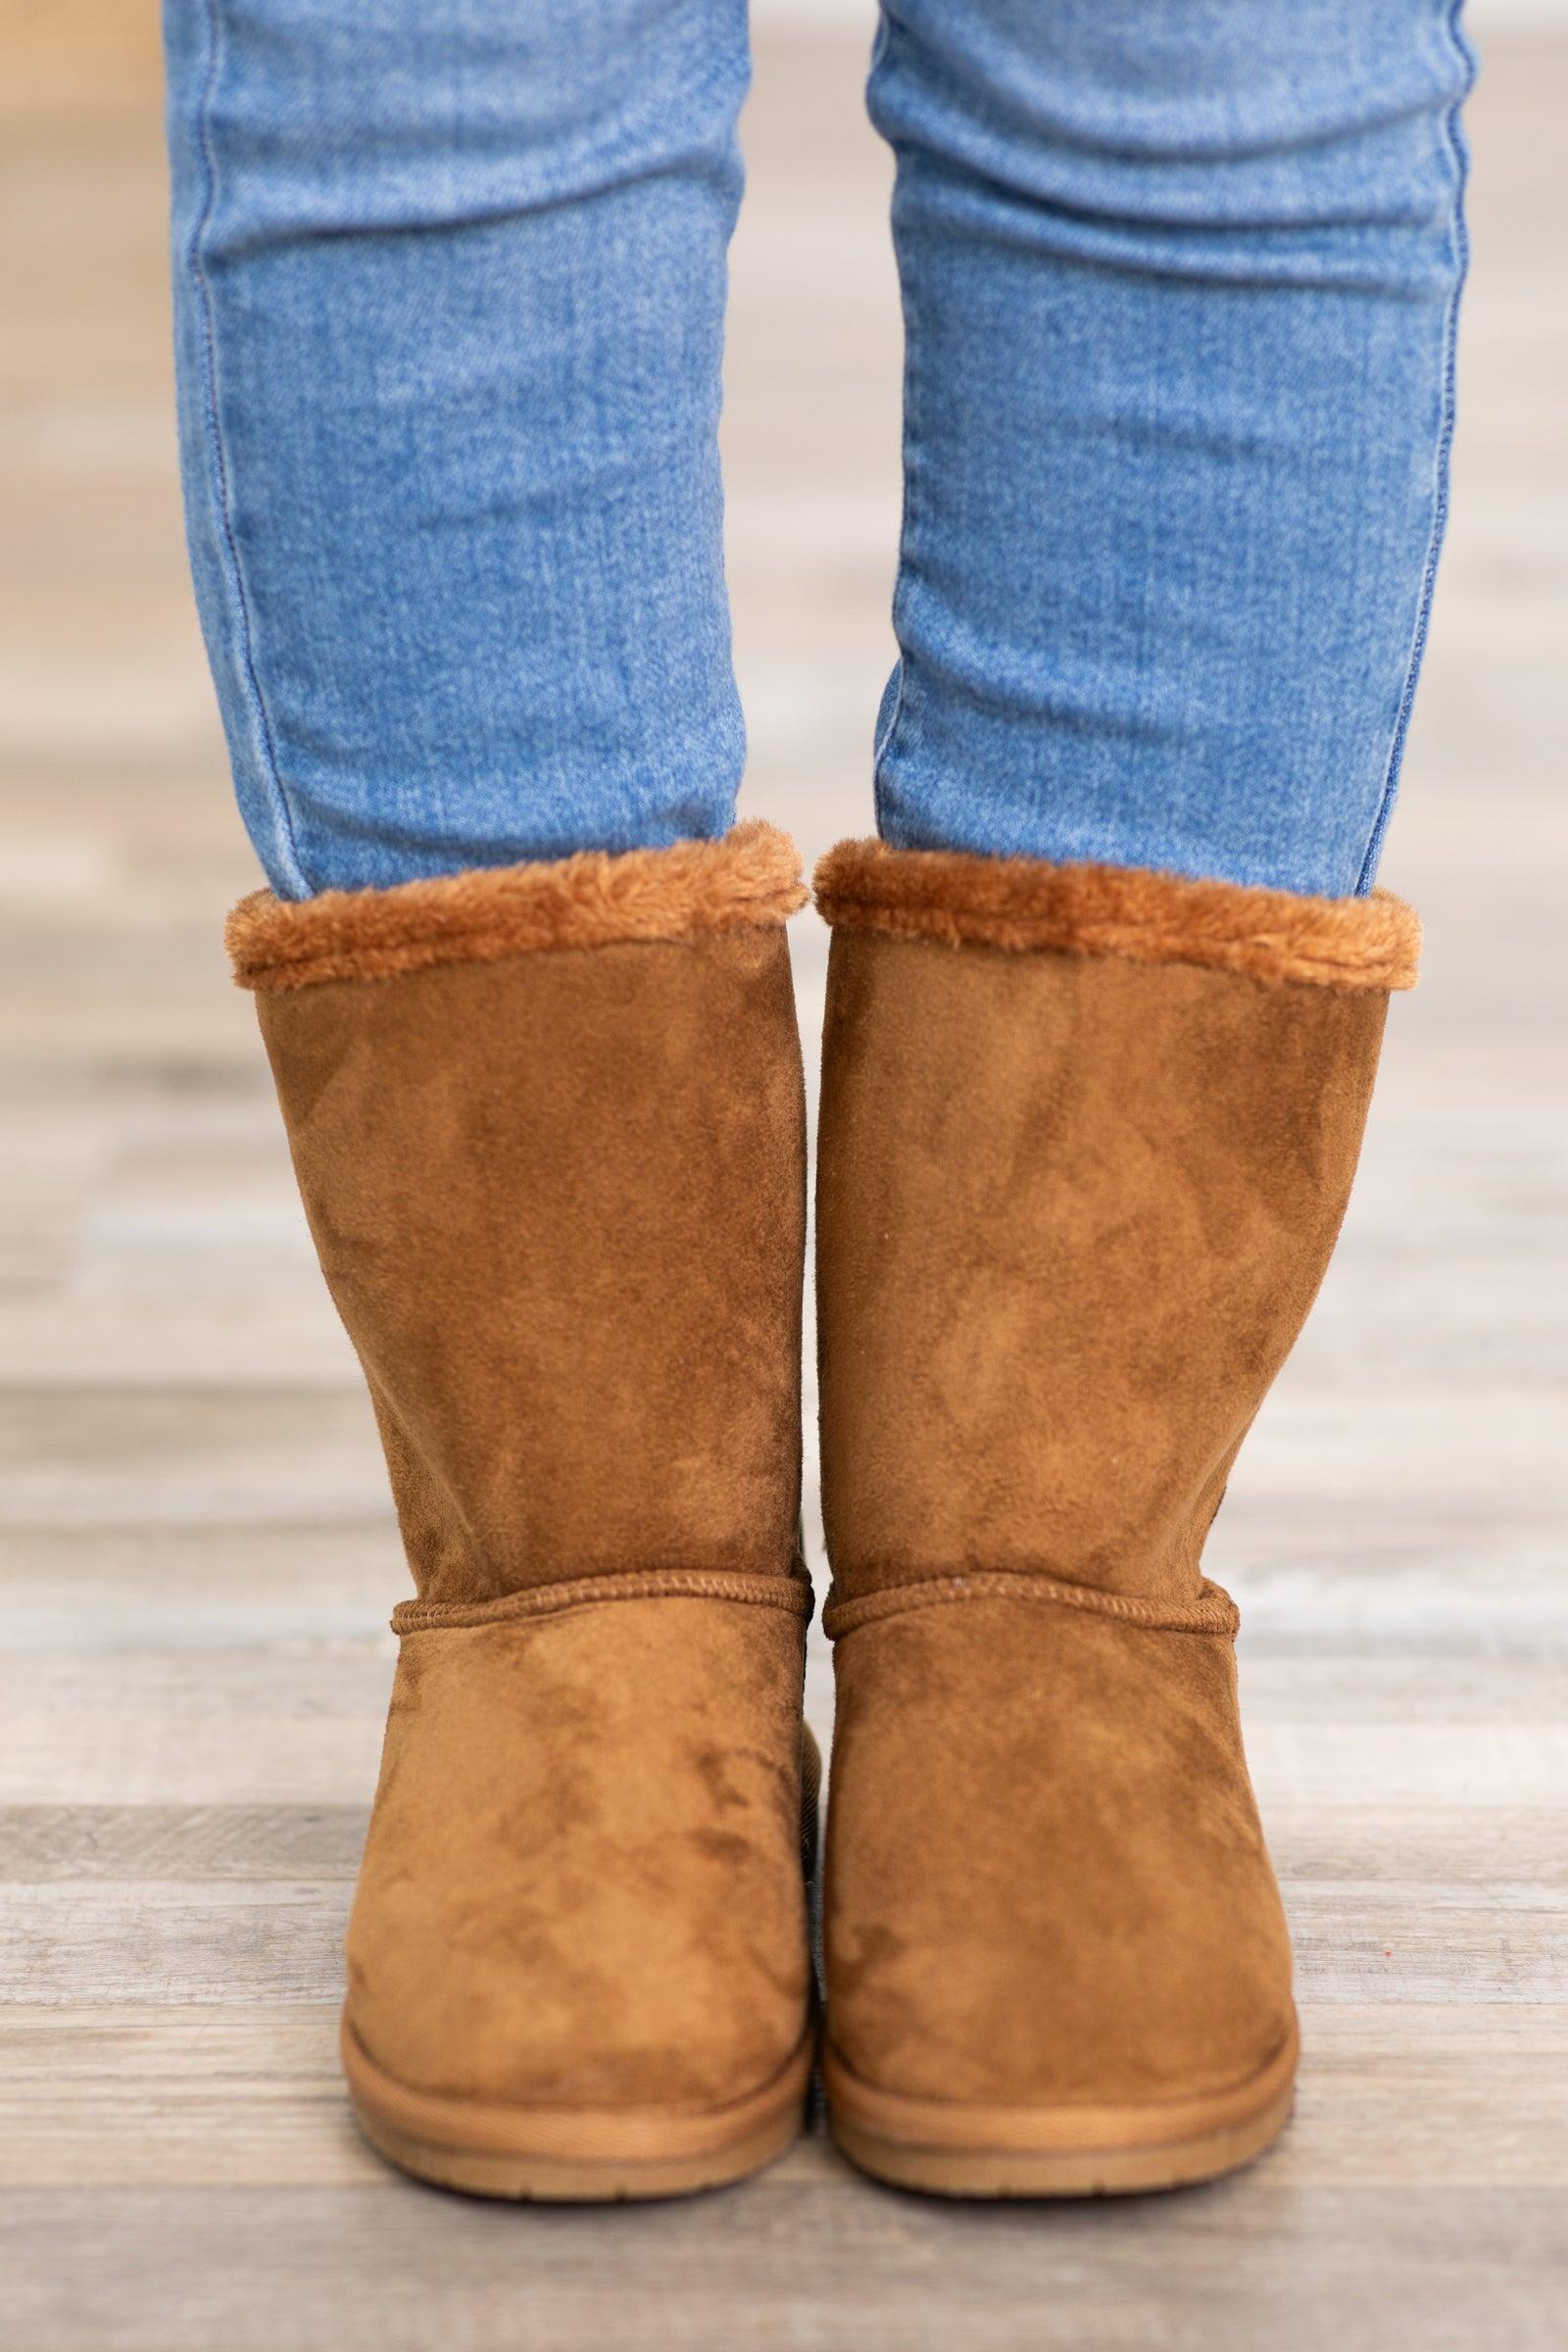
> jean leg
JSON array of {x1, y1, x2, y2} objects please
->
[
  {"x1": 164, "y1": 0, "x2": 750, "y2": 896},
  {"x1": 868, "y1": 0, "x2": 1474, "y2": 894}
]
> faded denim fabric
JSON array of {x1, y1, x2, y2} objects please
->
[{"x1": 165, "y1": 0, "x2": 1472, "y2": 899}]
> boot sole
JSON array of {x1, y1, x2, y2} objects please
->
[
  {"x1": 823, "y1": 2021, "x2": 1298, "y2": 2198},
  {"x1": 342, "y1": 2013, "x2": 815, "y2": 2202}
]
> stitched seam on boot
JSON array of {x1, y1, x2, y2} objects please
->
[
  {"x1": 822, "y1": 1573, "x2": 1238, "y2": 1642},
  {"x1": 392, "y1": 1565, "x2": 815, "y2": 1638}
]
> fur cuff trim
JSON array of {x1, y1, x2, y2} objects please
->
[
  {"x1": 227, "y1": 822, "x2": 807, "y2": 991},
  {"x1": 813, "y1": 839, "x2": 1419, "y2": 993}
]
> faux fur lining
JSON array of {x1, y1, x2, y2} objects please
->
[
  {"x1": 813, "y1": 839, "x2": 1420, "y2": 993},
  {"x1": 391, "y1": 1563, "x2": 815, "y2": 1638},
  {"x1": 227, "y1": 821, "x2": 807, "y2": 991},
  {"x1": 822, "y1": 1572, "x2": 1239, "y2": 1642}
]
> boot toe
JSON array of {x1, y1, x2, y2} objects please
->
[
  {"x1": 824, "y1": 1592, "x2": 1295, "y2": 2189},
  {"x1": 342, "y1": 1593, "x2": 815, "y2": 2189}
]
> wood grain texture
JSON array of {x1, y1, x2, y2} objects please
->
[{"x1": 1, "y1": 16, "x2": 1565, "y2": 2350}]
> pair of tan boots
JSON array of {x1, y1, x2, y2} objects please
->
[{"x1": 229, "y1": 821, "x2": 1418, "y2": 2201}]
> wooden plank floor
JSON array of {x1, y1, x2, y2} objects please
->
[{"x1": 3, "y1": 17, "x2": 1566, "y2": 2349}]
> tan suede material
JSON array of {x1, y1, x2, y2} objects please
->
[
  {"x1": 826, "y1": 1601, "x2": 1292, "y2": 2106},
  {"x1": 349, "y1": 1595, "x2": 811, "y2": 2107},
  {"x1": 813, "y1": 843, "x2": 1398, "y2": 2134},
  {"x1": 256, "y1": 926, "x2": 806, "y2": 1605},
  {"x1": 817, "y1": 929, "x2": 1387, "y2": 1604},
  {"x1": 239, "y1": 835, "x2": 814, "y2": 2150}
]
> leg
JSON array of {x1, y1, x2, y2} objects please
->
[
  {"x1": 815, "y1": 1, "x2": 1471, "y2": 2194},
  {"x1": 164, "y1": 0, "x2": 751, "y2": 895},
  {"x1": 168, "y1": 2, "x2": 816, "y2": 2197},
  {"x1": 869, "y1": 0, "x2": 1473, "y2": 892}
]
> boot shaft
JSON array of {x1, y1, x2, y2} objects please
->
[
  {"x1": 814, "y1": 840, "x2": 1418, "y2": 1605},
  {"x1": 229, "y1": 825, "x2": 808, "y2": 1606}
]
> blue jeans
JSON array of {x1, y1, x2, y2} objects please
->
[{"x1": 165, "y1": 1, "x2": 1473, "y2": 901}]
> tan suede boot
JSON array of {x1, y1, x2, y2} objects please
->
[
  {"x1": 812, "y1": 838, "x2": 1420, "y2": 2196},
  {"x1": 227, "y1": 823, "x2": 816, "y2": 2199}
]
